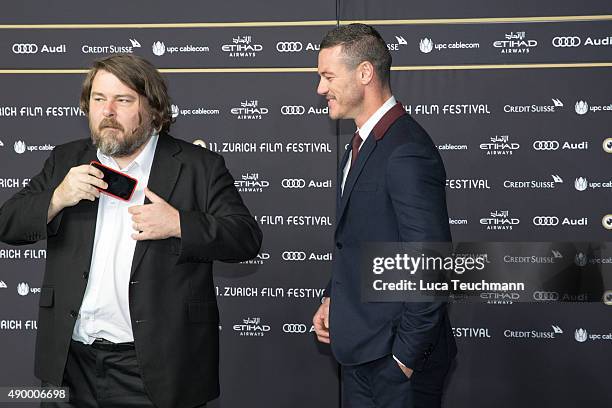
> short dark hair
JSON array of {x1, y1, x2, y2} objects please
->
[
  {"x1": 80, "y1": 54, "x2": 174, "y2": 132},
  {"x1": 320, "y1": 23, "x2": 392, "y2": 86}
]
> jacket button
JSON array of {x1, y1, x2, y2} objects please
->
[
  {"x1": 82, "y1": 271, "x2": 89, "y2": 279},
  {"x1": 69, "y1": 310, "x2": 78, "y2": 318},
  {"x1": 336, "y1": 242, "x2": 343, "y2": 249}
]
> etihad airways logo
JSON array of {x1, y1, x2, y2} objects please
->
[
  {"x1": 234, "y1": 173, "x2": 270, "y2": 193},
  {"x1": 479, "y1": 135, "x2": 520, "y2": 155},
  {"x1": 493, "y1": 31, "x2": 538, "y2": 54},
  {"x1": 230, "y1": 100, "x2": 269, "y2": 120},
  {"x1": 222, "y1": 35, "x2": 263, "y2": 58},
  {"x1": 233, "y1": 317, "x2": 270, "y2": 336},
  {"x1": 480, "y1": 210, "x2": 520, "y2": 231}
]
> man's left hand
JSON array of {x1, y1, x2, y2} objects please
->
[
  {"x1": 128, "y1": 188, "x2": 181, "y2": 240},
  {"x1": 397, "y1": 363, "x2": 413, "y2": 379}
]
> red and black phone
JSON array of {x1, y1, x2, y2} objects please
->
[{"x1": 90, "y1": 161, "x2": 138, "y2": 202}]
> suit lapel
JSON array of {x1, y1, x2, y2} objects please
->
[
  {"x1": 130, "y1": 134, "x2": 182, "y2": 277},
  {"x1": 337, "y1": 146, "x2": 351, "y2": 213},
  {"x1": 337, "y1": 134, "x2": 376, "y2": 222},
  {"x1": 78, "y1": 142, "x2": 102, "y2": 273},
  {"x1": 335, "y1": 102, "x2": 407, "y2": 230}
]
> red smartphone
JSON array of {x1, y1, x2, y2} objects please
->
[{"x1": 90, "y1": 161, "x2": 138, "y2": 202}]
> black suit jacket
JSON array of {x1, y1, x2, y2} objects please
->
[
  {"x1": 0, "y1": 134, "x2": 262, "y2": 408},
  {"x1": 326, "y1": 103, "x2": 456, "y2": 374}
]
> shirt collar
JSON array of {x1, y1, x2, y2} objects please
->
[
  {"x1": 97, "y1": 133, "x2": 159, "y2": 173},
  {"x1": 356, "y1": 96, "x2": 397, "y2": 142}
]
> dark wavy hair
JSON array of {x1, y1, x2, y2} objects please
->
[
  {"x1": 320, "y1": 23, "x2": 392, "y2": 87},
  {"x1": 80, "y1": 54, "x2": 174, "y2": 132}
]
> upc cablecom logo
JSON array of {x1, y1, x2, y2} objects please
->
[
  {"x1": 14, "y1": 141, "x2": 26, "y2": 154},
  {"x1": 575, "y1": 328, "x2": 588, "y2": 342}
]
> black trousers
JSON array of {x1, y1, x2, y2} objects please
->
[
  {"x1": 341, "y1": 355, "x2": 450, "y2": 408},
  {"x1": 41, "y1": 339, "x2": 206, "y2": 408}
]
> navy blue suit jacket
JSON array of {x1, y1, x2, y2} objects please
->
[{"x1": 326, "y1": 103, "x2": 456, "y2": 373}]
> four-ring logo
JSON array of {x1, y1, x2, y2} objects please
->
[
  {"x1": 282, "y1": 324, "x2": 308, "y2": 333},
  {"x1": 552, "y1": 37, "x2": 581, "y2": 47},
  {"x1": 12, "y1": 43, "x2": 38, "y2": 54},
  {"x1": 533, "y1": 291, "x2": 559, "y2": 301},
  {"x1": 282, "y1": 251, "x2": 307, "y2": 261},
  {"x1": 280, "y1": 105, "x2": 305, "y2": 115},
  {"x1": 533, "y1": 141, "x2": 560, "y2": 150},
  {"x1": 533, "y1": 216, "x2": 559, "y2": 226},
  {"x1": 276, "y1": 42, "x2": 303, "y2": 52},
  {"x1": 281, "y1": 178, "x2": 306, "y2": 188}
]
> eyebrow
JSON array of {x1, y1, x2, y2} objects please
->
[{"x1": 90, "y1": 91, "x2": 136, "y2": 99}]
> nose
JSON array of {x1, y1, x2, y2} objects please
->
[
  {"x1": 317, "y1": 77, "x2": 328, "y2": 96},
  {"x1": 102, "y1": 100, "x2": 116, "y2": 117}
]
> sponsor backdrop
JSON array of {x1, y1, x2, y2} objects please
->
[{"x1": 1, "y1": 1, "x2": 611, "y2": 407}]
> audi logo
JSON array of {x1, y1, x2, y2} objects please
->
[
  {"x1": 533, "y1": 291, "x2": 560, "y2": 301},
  {"x1": 533, "y1": 216, "x2": 559, "y2": 226},
  {"x1": 282, "y1": 251, "x2": 307, "y2": 261},
  {"x1": 281, "y1": 178, "x2": 306, "y2": 188},
  {"x1": 532, "y1": 141, "x2": 560, "y2": 150},
  {"x1": 280, "y1": 105, "x2": 306, "y2": 115},
  {"x1": 12, "y1": 43, "x2": 38, "y2": 54},
  {"x1": 282, "y1": 324, "x2": 308, "y2": 333},
  {"x1": 552, "y1": 36, "x2": 581, "y2": 47},
  {"x1": 276, "y1": 42, "x2": 303, "y2": 52}
]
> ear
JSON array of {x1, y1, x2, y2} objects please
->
[{"x1": 357, "y1": 61, "x2": 374, "y2": 85}]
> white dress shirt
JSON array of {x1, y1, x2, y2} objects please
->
[
  {"x1": 72, "y1": 134, "x2": 158, "y2": 344},
  {"x1": 340, "y1": 96, "x2": 397, "y2": 194}
]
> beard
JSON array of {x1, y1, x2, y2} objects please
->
[{"x1": 90, "y1": 114, "x2": 152, "y2": 158}]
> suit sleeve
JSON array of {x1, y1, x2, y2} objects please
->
[
  {"x1": 386, "y1": 142, "x2": 451, "y2": 371},
  {"x1": 177, "y1": 154, "x2": 262, "y2": 264},
  {"x1": 0, "y1": 150, "x2": 63, "y2": 245}
]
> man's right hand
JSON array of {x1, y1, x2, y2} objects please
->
[
  {"x1": 313, "y1": 297, "x2": 330, "y2": 344},
  {"x1": 48, "y1": 164, "x2": 107, "y2": 222}
]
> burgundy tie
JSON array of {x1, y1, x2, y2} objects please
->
[{"x1": 351, "y1": 131, "x2": 362, "y2": 168}]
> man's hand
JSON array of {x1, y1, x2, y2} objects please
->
[
  {"x1": 397, "y1": 362, "x2": 413, "y2": 379},
  {"x1": 313, "y1": 297, "x2": 330, "y2": 344},
  {"x1": 128, "y1": 188, "x2": 181, "y2": 241},
  {"x1": 48, "y1": 164, "x2": 107, "y2": 222}
]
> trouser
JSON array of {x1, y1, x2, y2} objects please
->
[
  {"x1": 41, "y1": 339, "x2": 205, "y2": 408},
  {"x1": 341, "y1": 354, "x2": 450, "y2": 408}
]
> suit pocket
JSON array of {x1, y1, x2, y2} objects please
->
[
  {"x1": 354, "y1": 182, "x2": 378, "y2": 192},
  {"x1": 187, "y1": 302, "x2": 219, "y2": 324},
  {"x1": 39, "y1": 287, "x2": 54, "y2": 308}
]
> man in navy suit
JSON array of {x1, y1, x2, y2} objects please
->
[{"x1": 312, "y1": 24, "x2": 456, "y2": 408}]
